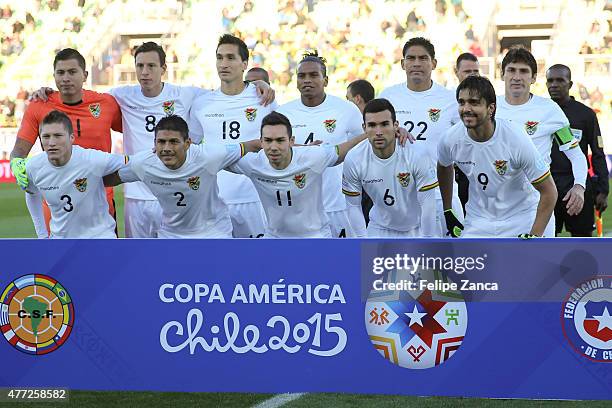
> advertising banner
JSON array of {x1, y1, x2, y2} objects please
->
[{"x1": 0, "y1": 240, "x2": 610, "y2": 399}]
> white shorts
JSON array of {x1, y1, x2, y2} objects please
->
[
  {"x1": 124, "y1": 198, "x2": 162, "y2": 238},
  {"x1": 462, "y1": 209, "x2": 555, "y2": 238},
  {"x1": 367, "y1": 224, "x2": 420, "y2": 238},
  {"x1": 157, "y1": 216, "x2": 232, "y2": 239},
  {"x1": 228, "y1": 201, "x2": 267, "y2": 238},
  {"x1": 326, "y1": 209, "x2": 355, "y2": 238}
]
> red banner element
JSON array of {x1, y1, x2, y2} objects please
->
[{"x1": 0, "y1": 160, "x2": 15, "y2": 183}]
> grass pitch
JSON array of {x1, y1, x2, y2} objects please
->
[
  {"x1": 1, "y1": 182, "x2": 611, "y2": 238},
  {"x1": 0, "y1": 182, "x2": 610, "y2": 406}
]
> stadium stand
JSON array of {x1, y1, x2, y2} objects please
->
[{"x1": 0, "y1": 0, "x2": 610, "y2": 153}]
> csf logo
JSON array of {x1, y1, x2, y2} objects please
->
[{"x1": 1, "y1": 274, "x2": 74, "y2": 355}]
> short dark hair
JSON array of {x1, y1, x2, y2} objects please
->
[
  {"x1": 53, "y1": 48, "x2": 86, "y2": 71},
  {"x1": 402, "y1": 37, "x2": 435, "y2": 59},
  {"x1": 363, "y1": 98, "x2": 397, "y2": 123},
  {"x1": 456, "y1": 76, "x2": 497, "y2": 119},
  {"x1": 547, "y1": 63, "x2": 572, "y2": 81},
  {"x1": 501, "y1": 46, "x2": 537, "y2": 77},
  {"x1": 40, "y1": 110, "x2": 74, "y2": 135},
  {"x1": 348, "y1": 79, "x2": 375, "y2": 104},
  {"x1": 154, "y1": 115, "x2": 189, "y2": 140},
  {"x1": 261, "y1": 111, "x2": 292, "y2": 138},
  {"x1": 217, "y1": 34, "x2": 249, "y2": 62},
  {"x1": 134, "y1": 42, "x2": 166, "y2": 66},
  {"x1": 246, "y1": 67, "x2": 270, "y2": 84},
  {"x1": 298, "y1": 50, "x2": 327, "y2": 77},
  {"x1": 456, "y1": 52, "x2": 478, "y2": 69}
]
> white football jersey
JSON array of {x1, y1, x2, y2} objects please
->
[
  {"x1": 496, "y1": 94, "x2": 572, "y2": 164},
  {"x1": 119, "y1": 144, "x2": 243, "y2": 238},
  {"x1": 438, "y1": 119, "x2": 550, "y2": 221},
  {"x1": 25, "y1": 146, "x2": 125, "y2": 238},
  {"x1": 110, "y1": 83, "x2": 208, "y2": 200},
  {"x1": 276, "y1": 95, "x2": 363, "y2": 212},
  {"x1": 229, "y1": 146, "x2": 339, "y2": 238},
  {"x1": 189, "y1": 83, "x2": 278, "y2": 204},
  {"x1": 342, "y1": 140, "x2": 438, "y2": 232},
  {"x1": 379, "y1": 81, "x2": 459, "y2": 162}
]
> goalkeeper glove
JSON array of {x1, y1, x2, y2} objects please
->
[
  {"x1": 518, "y1": 233, "x2": 540, "y2": 239},
  {"x1": 10, "y1": 157, "x2": 28, "y2": 190},
  {"x1": 444, "y1": 209, "x2": 464, "y2": 238}
]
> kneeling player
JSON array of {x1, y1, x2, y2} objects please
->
[
  {"x1": 342, "y1": 98, "x2": 440, "y2": 237},
  {"x1": 24, "y1": 110, "x2": 126, "y2": 238},
  {"x1": 437, "y1": 76, "x2": 557, "y2": 238},
  {"x1": 104, "y1": 115, "x2": 260, "y2": 238},
  {"x1": 228, "y1": 111, "x2": 367, "y2": 238}
]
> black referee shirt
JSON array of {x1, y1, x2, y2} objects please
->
[{"x1": 550, "y1": 97, "x2": 609, "y2": 196}]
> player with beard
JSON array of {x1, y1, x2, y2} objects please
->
[{"x1": 437, "y1": 76, "x2": 557, "y2": 238}]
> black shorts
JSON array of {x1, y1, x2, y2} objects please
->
[{"x1": 554, "y1": 182, "x2": 595, "y2": 236}]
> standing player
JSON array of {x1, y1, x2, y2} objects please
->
[
  {"x1": 189, "y1": 35, "x2": 277, "y2": 238},
  {"x1": 32, "y1": 42, "x2": 274, "y2": 238},
  {"x1": 346, "y1": 79, "x2": 375, "y2": 114},
  {"x1": 495, "y1": 46, "x2": 588, "y2": 236},
  {"x1": 104, "y1": 116, "x2": 261, "y2": 238},
  {"x1": 277, "y1": 51, "x2": 364, "y2": 237},
  {"x1": 380, "y1": 37, "x2": 464, "y2": 231},
  {"x1": 453, "y1": 52, "x2": 480, "y2": 212},
  {"x1": 342, "y1": 99, "x2": 439, "y2": 237},
  {"x1": 24, "y1": 111, "x2": 125, "y2": 238},
  {"x1": 346, "y1": 78, "x2": 376, "y2": 224},
  {"x1": 546, "y1": 64, "x2": 608, "y2": 236},
  {"x1": 229, "y1": 112, "x2": 368, "y2": 238},
  {"x1": 454, "y1": 52, "x2": 480, "y2": 83},
  {"x1": 246, "y1": 67, "x2": 270, "y2": 84},
  {"x1": 437, "y1": 76, "x2": 557, "y2": 238},
  {"x1": 10, "y1": 48, "x2": 122, "y2": 235}
]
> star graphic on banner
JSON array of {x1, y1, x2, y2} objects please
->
[
  {"x1": 593, "y1": 307, "x2": 612, "y2": 332},
  {"x1": 405, "y1": 305, "x2": 427, "y2": 327},
  {"x1": 410, "y1": 289, "x2": 448, "y2": 348}
]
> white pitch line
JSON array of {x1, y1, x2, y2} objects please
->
[{"x1": 251, "y1": 393, "x2": 306, "y2": 408}]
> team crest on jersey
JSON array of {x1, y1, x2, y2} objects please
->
[
  {"x1": 245, "y1": 107, "x2": 257, "y2": 122},
  {"x1": 88, "y1": 103, "x2": 101, "y2": 118},
  {"x1": 494, "y1": 160, "x2": 508, "y2": 176},
  {"x1": 73, "y1": 178, "x2": 87, "y2": 192},
  {"x1": 163, "y1": 100, "x2": 176, "y2": 116},
  {"x1": 525, "y1": 121, "x2": 539, "y2": 135},
  {"x1": 323, "y1": 119, "x2": 336, "y2": 133},
  {"x1": 561, "y1": 276, "x2": 612, "y2": 363},
  {"x1": 397, "y1": 172, "x2": 411, "y2": 187},
  {"x1": 428, "y1": 108, "x2": 441, "y2": 122},
  {"x1": 293, "y1": 173, "x2": 306, "y2": 189},
  {"x1": 187, "y1": 176, "x2": 200, "y2": 191}
]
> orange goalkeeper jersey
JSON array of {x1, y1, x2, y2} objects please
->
[{"x1": 17, "y1": 89, "x2": 122, "y2": 153}]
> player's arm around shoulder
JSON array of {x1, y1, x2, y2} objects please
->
[
  {"x1": 103, "y1": 151, "x2": 144, "y2": 187},
  {"x1": 334, "y1": 133, "x2": 368, "y2": 165}
]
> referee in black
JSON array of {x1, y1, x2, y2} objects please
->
[{"x1": 546, "y1": 64, "x2": 608, "y2": 236}]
